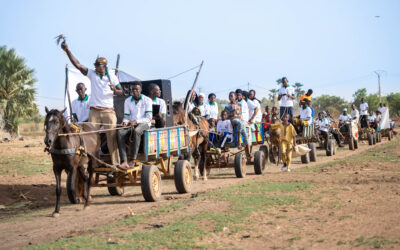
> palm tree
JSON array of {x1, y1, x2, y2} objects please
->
[
  {"x1": 0, "y1": 46, "x2": 37, "y2": 136},
  {"x1": 269, "y1": 89, "x2": 279, "y2": 107},
  {"x1": 294, "y1": 82, "x2": 304, "y2": 101}
]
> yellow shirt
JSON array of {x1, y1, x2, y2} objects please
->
[
  {"x1": 300, "y1": 94, "x2": 312, "y2": 102},
  {"x1": 276, "y1": 122, "x2": 297, "y2": 143}
]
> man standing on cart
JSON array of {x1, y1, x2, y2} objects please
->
[
  {"x1": 117, "y1": 82, "x2": 153, "y2": 169},
  {"x1": 278, "y1": 77, "x2": 296, "y2": 122},
  {"x1": 61, "y1": 41, "x2": 122, "y2": 166}
]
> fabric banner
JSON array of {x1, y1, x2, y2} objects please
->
[
  {"x1": 63, "y1": 66, "x2": 140, "y2": 121},
  {"x1": 379, "y1": 108, "x2": 390, "y2": 130}
]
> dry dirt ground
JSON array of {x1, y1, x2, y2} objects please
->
[{"x1": 0, "y1": 132, "x2": 399, "y2": 249}]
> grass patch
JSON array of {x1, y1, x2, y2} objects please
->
[
  {"x1": 350, "y1": 236, "x2": 399, "y2": 248},
  {"x1": 0, "y1": 155, "x2": 52, "y2": 176}
]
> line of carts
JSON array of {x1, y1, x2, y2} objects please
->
[{"x1": 65, "y1": 117, "x2": 395, "y2": 205}]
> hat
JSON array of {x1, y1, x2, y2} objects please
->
[
  {"x1": 343, "y1": 108, "x2": 347, "y2": 112},
  {"x1": 199, "y1": 93, "x2": 206, "y2": 99},
  {"x1": 95, "y1": 57, "x2": 108, "y2": 65}
]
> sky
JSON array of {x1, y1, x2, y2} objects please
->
[{"x1": 1, "y1": 0, "x2": 399, "y2": 114}]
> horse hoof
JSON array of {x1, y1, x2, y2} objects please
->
[
  {"x1": 203, "y1": 176, "x2": 208, "y2": 181},
  {"x1": 52, "y1": 212, "x2": 60, "y2": 218},
  {"x1": 83, "y1": 205, "x2": 90, "y2": 210}
]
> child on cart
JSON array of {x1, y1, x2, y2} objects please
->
[{"x1": 216, "y1": 110, "x2": 233, "y2": 150}]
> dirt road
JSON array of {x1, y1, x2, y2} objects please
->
[{"x1": 0, "y1": 135, "x2": 398, "y2": 249}]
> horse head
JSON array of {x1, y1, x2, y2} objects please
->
[
  {"x1": 172, "y1": 102, "x2": 185, "y2": 125},
  {"x1": 44, "y1": 107, "x2": 67, "y2": 147}
]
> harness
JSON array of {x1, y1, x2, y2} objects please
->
[{"x1": 45, "y1": 122, "x2": 86, "y2": 157}]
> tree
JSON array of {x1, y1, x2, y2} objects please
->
[
  {"x1": 268, "y1": 89, "x2": 279, "y2": 107},
  {"x1": 352, "y1": 88, "x2": 367, "y2": 107},
  {"x1": 294, "y1": 82, "x2": 304, "y2": 100},
  {"x1": 0, "y1": 46, "x2": 37, "y2": 136},
  {"x1": 312, "y1": 95, "x2": 349, "y2": 117},
  {"x1": 386, "y1": 92, "x2": 400, "y2": 117}
]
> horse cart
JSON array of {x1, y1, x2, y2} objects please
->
[
  {"x1": 295, "y1": 124, "x2": 319, "y2": 163},
  {"x1": 204, "y1": 122, "x2": 266, "y2": 178},
  {"x1": 336, "y1": 120, "x2": 360, "y2": 150},
  {"x1": 66, "y1": 80, "x2": 194, "y2": 204}
]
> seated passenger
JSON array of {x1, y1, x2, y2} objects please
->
[
  {"x1": 368, "y1": 111, "x2": 377, "y2": 129},
  {"x1": 149, "y1": 83, "x2": 166, "y2": 128},
  {"x1": 217, "y1": 110, "x2": 233, "y2": 148},
  {"x1": 316, "y1": 112, "x2": 330, "y2": 149},
  {"x1": 71, "y1": 82, "x2": 90, "y2": 122},
  {"x1": 117, "y1": 82, "x2": 152, "y2": 169},
  {"x1": 235, "y1": 89, "x2": 249, "y2": 123},
  {"x1": 183, "y1": 90, "x2": 198, "y2": 112},
  {"x1": 247, "y1": 89, "x2": 262, "y2": 124},
  {"x1": 197, "y1": 93, "x2": 208, "y2": 117},
  {"x1": 339, "y1": 108, "x2": 352, "y2": 126},
  {"x1": 206, "y1": 93, "x2": 219, "y2": 124},
  {"x1": 295, "y1": 99, "x2": 312, "y2": 128}
]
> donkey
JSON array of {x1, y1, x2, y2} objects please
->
[
  {"x1": 172, "y1": 102, "x2": 210, "y2": 180},
  {"x1": 44, "y1": 107, "x2": 100, "y2": 217}
]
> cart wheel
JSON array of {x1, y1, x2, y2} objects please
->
[
  {"x1": 66, "y1": 171, "x2": 82, "y2": 204},
  {"x1": 349, "y1": 137, "x2": 355, "y2": 150},
  {"x1": 368, "y1": 134, "x2": 373, "y2": 145},
  {"x1": 308, "y1": 142, "x2": 317, "y2": 162},
  {"x1": 333, "y1": 141, "x2": 337, "y2": 155},
  {"x1": 373, "y1": 133, "x2": 377, "y2": 144},
  {"x1": 141, "y1": 165, "x2": 162, "y2": 202},
  {"x1": 301, "y1": 152, "x2": 310, "y2": 164},
  {"x1": 174, "y1": 160, "x2": 193, "y2": 194},
  {"x1": 254, "y1": 150, "x2": 266, "y2": 175},
  {"x1": 269, "y1": 147, "x2": 276, "y2": 164},
  {"x1": 234, "y1": 153, "x2": 246, "y2": 178},
  {"x1": 326, "y1": 139, "x2": 335, "y2": 156},
  {"x1": 107, "y1": 175, "x2": 125, "y2": 196},
  {"x1": 259, "y1": 145, "x2": 268, "y2": 161},
  {"x1": 388, "y1": 131, "x2": 392, "y2": 141}
]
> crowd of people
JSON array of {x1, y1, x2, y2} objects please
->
[{"x1": 61, "y1": 42, "x2": 392, "y2": 171}]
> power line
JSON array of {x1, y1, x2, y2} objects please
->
[{"x1": 167, "y1": 64, "x2": 201, "y2": 80}]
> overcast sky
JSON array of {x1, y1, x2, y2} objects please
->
[{"x1": 1, "y1": 0, "x2": 399, "y2": 114}]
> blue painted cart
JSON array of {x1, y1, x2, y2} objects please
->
[{"x1": 92, "y1": 125, "x2": 193, "y2": 202}]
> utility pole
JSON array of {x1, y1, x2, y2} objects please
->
[
  {"x1": 247, "y1": 82, "x2": 250, "y2": 91},
  {"x1": 197, "y1": 87, "x2": 202, "y2": 94},
  {"x1": 374, "y1": 70, "x2": 386, "y2": 103}
]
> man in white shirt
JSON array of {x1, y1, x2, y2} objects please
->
[
  {"x1": 316, "y1": 112, "x2": 330, "y2": 149},
  {"x1": 277, "y1": 77, "x2": 296, "y2": 122},
  {"x1": 149, "y1": 84, "x2": 166, "y2": 128},
  {"x1": 359, "y1": 98, "x2": 369, "y2": 128},
  {"x1": 236, "y1": 89, "x2": 249, "y2": 123},
  {"x1": 71, "y1": 83, "x2": 90, "y2": 122},
  {"x1": 339, "y1": 108, "x2": 352, "y2": 124},
  {"x1": 296, "y1": 100, "x2": 312, "y2": 127},
  {"x1": 378, "y1": 103, "x2": 386, "y2": 114},
  {"x1": 117, "y1": 82, "x2": 152, "y2": 169},
  {"x1": 61, "y1": 41, "x2": 122, "y2": 166},
  {"x1": 206, "y1": 93, "x2": 219, "y2": 122},
  {"x1": 247, "y1": 90, "x2": 262, "y2": 123},
  {"x1": 197, "y1": 93, "x2": 208, "y2": 117},
  {"x1": 350, "y1": 104, "x2": 360, "y2": 121},
  {"x1": 217, "y1": 110, "x2": 233, "y2": 148}
]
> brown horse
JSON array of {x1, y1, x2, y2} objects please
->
[
  {"x1": 172, "y1": 102, "x2": 210, "y2": 180},
  {"x1": 44, "y1": 107, "x2": 100, "y2": 217}
]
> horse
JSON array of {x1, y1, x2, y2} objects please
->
[
  {"x1": 172, "y1": 102, "x2": 210, "y2": 180},
  {"x1": 44, "y1": 107, "x2": 100, "y2": 217}
]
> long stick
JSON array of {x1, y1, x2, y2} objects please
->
[
  {"x1": 115, "y1": 53, "x2": 120, "y2": 77},
  {"x1": 65, "y1": 65, "x2": 73, "y2": 122},
  {"x1": 184, "y1": 61, "x2": 204, "y2": 125}
]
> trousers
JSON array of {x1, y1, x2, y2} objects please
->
[
  {"x1": 89, "y1": 109, "x2": 120, "y2": 165},
  {"x1": 281, "y1": 141, "x2": 293, "y2": 168},
  {"x1": 117, "y1": 123, "x2": 149, "y2": 162}
]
